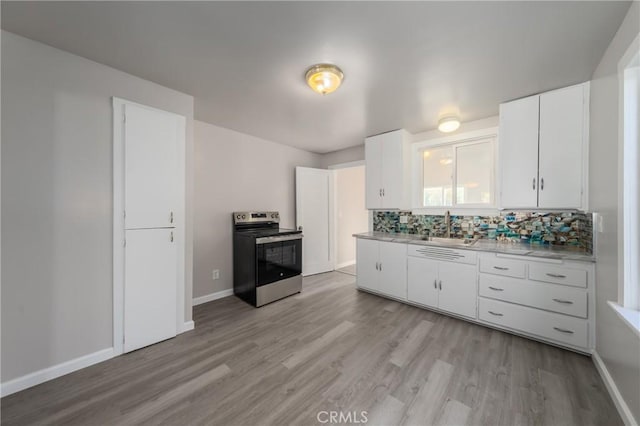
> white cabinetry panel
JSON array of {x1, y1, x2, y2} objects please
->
[
  {"x1": 438, "y1": 262, "x2": 477, "y2": 319},
  {"x1": 539, "y1": 85, "x2": 585, "y2": 209},
  {"x1": 124, "y1": 103, "x2": 182, "y2": 229},
  {"x1": 356, "y1": 238, "x2": 379, "y2": 292},
  {"x1": 407, "y1": 257, "x2": 439, "y2": 308},
  {"x1": 124, "y1": 228, "x2": 177, "y2": 352},
  {"x1": 499, "y1": 95, "x2": 540, "y2": 208}
]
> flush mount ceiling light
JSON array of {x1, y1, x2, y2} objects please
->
[
  {"x1": 438, "y1": 115, "x2": 461, "y2": 133},
  {"x1": 305, "y1": 63, "x2": 344, "y2": 95}
]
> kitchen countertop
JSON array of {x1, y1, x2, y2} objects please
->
[{"x1": 353, "y1": 232, "x2": 595, "y2": 263}]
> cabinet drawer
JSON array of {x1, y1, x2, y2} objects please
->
[
  {"x1": 408, "y1": 244, "x2": 477, "y2": 265},
  {"x1": 479, "y1": 256, "x2": 526, "y2": 278},
  {"x1": 479, "y1": 274, "x2": 587, "y2": 318},
  {"x1": 529, "y1": 264, "x2": 587, "y2": 288},
  {"x1": 479, "y1": 297, "x2": 588, "y2": 349}
]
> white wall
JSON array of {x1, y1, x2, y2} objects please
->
[
  {"x1": 334, "y1": 166, "x2": 368, "y2": 267},
  {"x1": 1, "y1": 32, "x2": 195, "y2": 383},
  {"x1": 589, "y1": 2, "x2": 640, "y2": 422},
  {"x1": 194, "y1": 120, "x2": 321, "y2": 298},
  {"x1": 320, "y1": 145, "x2": 365, "y2": 168}
]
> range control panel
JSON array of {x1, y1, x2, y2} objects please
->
[{"x1": 233, "y1": 211, "x2": 280, "y2": 225}]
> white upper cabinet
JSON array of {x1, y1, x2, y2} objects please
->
[
  {"x1": 365, "y1": 129, "x2": 411, "y2": 209},
  {"x1": 538, "y1": 85, "x2": 586, "y2": 209},
  {"x1": 499, "y1": 83, "x2": 588, "y2": 210},
  {"x1": 499, "y1": 95, "x2": 540, "y2": 208}
]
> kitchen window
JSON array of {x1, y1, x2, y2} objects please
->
[{"x1": 419, "y1": 136, "x2": 495, "y2": 208}]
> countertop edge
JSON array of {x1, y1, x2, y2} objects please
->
[{"x1": 352, "y1": 232, "x2": 596, "y2": 263}]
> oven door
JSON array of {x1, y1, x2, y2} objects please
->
[{"x1": 256, "y1": 234, "x2": 302, "y2": 286}]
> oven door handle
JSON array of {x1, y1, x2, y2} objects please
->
[{"x1": 255, "y1": 234, "x2": 304, "y2": 244}]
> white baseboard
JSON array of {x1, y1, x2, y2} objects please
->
[
  {"x1": 592, "y1": 351, "x2": 638, "y2": 426},
  {"x1": 193, "y1": 288, "x2": 233, "y2": 306},
  {"x1": 180, "y1": 320, "x2": 195, "y2": 332},
  {"x1": 335, "y1": 260, "x2": 356, "y2": 270},
  {"x1": 1, "y1": 347, "x2": 114, "y2": 398}
]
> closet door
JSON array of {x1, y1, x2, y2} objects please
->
[
  {"x1": 124, "y1": 228, "x2": 177, "y2": 352},
  {"x1": 124, "y1": 104, "x2": 181, "y2": 229}
]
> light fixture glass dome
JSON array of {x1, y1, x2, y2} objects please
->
[
  {"x1": 305, "y1": 64, "x2": 344, "y2": 95},
  {"x1": 438, "y1": 115, "x2": 461, "y2": 133}
]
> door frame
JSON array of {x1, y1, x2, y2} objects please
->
[
  {"x1": 328, "y1": 160, "x2": 366, "y2": 270},
  {"x1": 112, "y1": 97, "x2": 186, "y2": 355}
]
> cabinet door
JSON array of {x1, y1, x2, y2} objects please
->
[
  {"x1": 381, "y1": 132, "x2": 404, "y2": 208},
  {"x1": 539, "y1": 85, "x2": 585, "y2": 209},
  {"x1": 365, "y1": 136, "x2": 383, "y2": 209},
  {"x1": 499, "y1": 96, "x2": 540, "y2": 208},
  {"x1": 407, "y1": 257, "x2": 439, "y2": 308},
  {"x1": 378, "y1": 241, "x2": 407, "y2": 299},
  {"x1": 437, "y1": 262, "x2": 477, "y2": 319},
  {"x1": 124, "y1": 104, "x2": 183, "y2": 229},
  {"x1": 356, "y1": 239, "x2": 379, "y2": 292},
  {"x1": 124, "y1": 228, "x2": 177, "y2": 353}
]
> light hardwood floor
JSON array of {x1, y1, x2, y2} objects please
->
[{"x1": 2, "y1": 272, "x2": 621, "y2": 426}]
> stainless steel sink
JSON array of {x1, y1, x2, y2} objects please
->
[{"x1": 422, "y1": 236, "x2": 478, "y2": 247}]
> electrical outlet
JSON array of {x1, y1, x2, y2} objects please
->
[
  {"x1": 212, "y1": 269, "x2": 220, "y2": 280},
  {"x1": 399, "y1": 216, "x2": 408, "y2": 224},
  {"x1": 597, "y1": 215, "x2": 604, "y2": 233}
]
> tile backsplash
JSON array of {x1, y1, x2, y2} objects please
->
[{"x1": 373, "y1": 211, "x2": 593, "y2": 253}]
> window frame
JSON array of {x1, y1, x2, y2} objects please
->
[{"x1": 411, "y1": 127, "x2": 499, "y2": 214}]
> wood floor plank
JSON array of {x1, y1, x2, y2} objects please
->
[
  {"x1": 401, "y1": 359, "x2": 455, "y2": 426},
  {"x1": 0, "y1": 272, "x2": 622, "y2": 426},
  {"x1": 390, "y1": 319, "x2": 434, "y2": 367}
]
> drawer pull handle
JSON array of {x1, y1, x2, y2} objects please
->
[
  {"x1": 552, "y1": 298, "x2": 573, "y2": 305},
  {"x1": 488, "y1": 311, "x2": 503, "y2": 317},
  {"x1": 553, "y1": 327, "x2": 574, "y2": 334},
  {"x1": 546, "y1": 273, "x2": 567, "y2": 278},
  {"x1": 434, "y1": 279, "x2": 437, "y2": 289},
  {"x1": 488, "y1": 286, "x2": 504, "y2": 292},
  {"x1": 493, "y1": 266, "x2": 509, "y2": 271}
]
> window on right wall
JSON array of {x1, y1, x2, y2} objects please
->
[
  {"x1": 622, "y1": 45, "x2": 640, "y2": 311},
  {"x1": 421, "y1": 137, "x2": 495, "y2": 208}
]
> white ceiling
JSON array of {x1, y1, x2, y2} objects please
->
[{"x1": 1, "y1": 1, "x2": 631, "y2": 153}]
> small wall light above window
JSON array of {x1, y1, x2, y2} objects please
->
[
  {"x1": 305, "y1": 63, "x2": 344, "y2": 95},
  {"x1": 438, "y1": 115, "x2": 461, "y2": 133}
]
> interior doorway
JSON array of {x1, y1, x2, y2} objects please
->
[{"x1": 331, "y1": 162, "x2": 368, "y2": 276}]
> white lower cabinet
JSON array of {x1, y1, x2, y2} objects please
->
[
  {"x1": 408, "y1": 256, "x2": 477, "y2": 319},
  {"x1": 355, "y1": 239, "x2": 595, "y2": 352},
  {"x1": 356, "y1": 238, "x2": 407, "y2": 299},
  {"x1": 479, "y1": 297, "x2": 589, "y2": 349}
]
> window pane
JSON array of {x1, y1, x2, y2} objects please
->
[
  {"x1": 456, "y1": 142, "x2": 492, "y2": 205},
  {"x1": 422, "y1": 146, "x2": 453, "y2": 206}
]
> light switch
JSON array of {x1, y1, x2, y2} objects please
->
[
  {"x1": 597, "y1": 215, "x2": 604, "y2": 233},
  {"x1": 400, "y1": 216, "x2": 408, "y2": 224}
]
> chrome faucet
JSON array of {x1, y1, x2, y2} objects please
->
[{"x1": 445, "y1": 210, "x2": 451, "y2": 238}]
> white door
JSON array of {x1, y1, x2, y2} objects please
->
[
  {"x1": 124, "y1": 103, "x2": 182, "y2": 229},
  {"x1": 356, "y1": 238, "x2": 379, "y2": 292},
  {"x1": 499, "y1": 95, "x2": 540, "y2": 208},
  {"x1": 380, "y1": 132, "x2": 403, "y2": 208},
  {"x1": 407, "y1": 257, "x2": 439, "y2": 308},
  {"x1": 437, "y1": 262, "x2": 477, "y2": 319},
  {"x1": 365, "y1": 136, "x2": 383, "y2": 209},
  {"x1": 539, "y1": 85, "x2": 585, "y2": 209},
  {"x1": 378, "y1": 241, "x2": 407, "y2": 299},
  {"x1": 296, "y1": 167, "x2": 333, "y2": 276},
  {"x1": 124, "y1": 228, "x2": 177, "y2": 352}
]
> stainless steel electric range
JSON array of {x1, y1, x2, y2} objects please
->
[{"x1": 232, "y1": 211, "x2": 303, "y2": 307}]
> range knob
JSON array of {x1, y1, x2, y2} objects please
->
[
  {"x1": 236, "y1": 214, "x2": 241, "y2": 219},
  {"x1": 242, "y1": 214, "x2": 246, "y2": 219},
  {"x1": 271, "y1": 213, "x2": 276, "y2": 218}
]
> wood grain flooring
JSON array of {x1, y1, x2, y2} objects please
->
[{"x1": 1, "y1": 272, "x2": 621, "y2": 426}]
